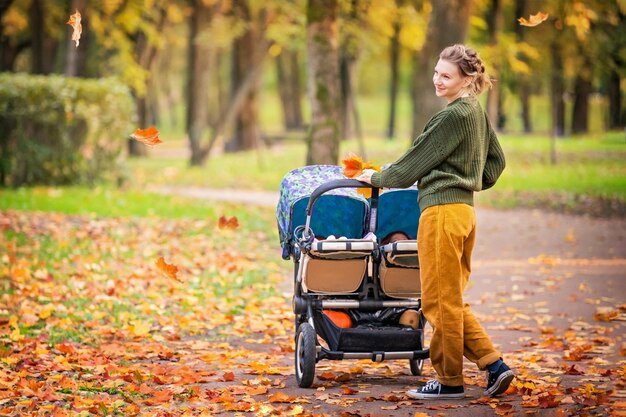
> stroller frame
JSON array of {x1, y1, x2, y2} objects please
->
[{"x1": 288, "y1": 178, "x2": 430, "y2": 388}]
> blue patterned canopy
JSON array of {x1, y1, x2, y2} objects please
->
[
  {"x1": 376, "y1": 188, "x2": 420, "y2": 241},
  {"x1": 276, "y1": 165, "x2": 369, "y2": 256}
]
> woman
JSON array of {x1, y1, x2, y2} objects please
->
[{"x1": 357, "y1": 44, "x2": 513, "y2": 399}]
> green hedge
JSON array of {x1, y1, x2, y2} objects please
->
[{"x1": 0, "y1": 73, "x2": 135, "y2": 186}]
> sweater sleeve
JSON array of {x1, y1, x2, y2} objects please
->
[
  {"x1": 481, "y1": 125, "x2": 506, "y2": 190},
  {"x1": 370, "y1": 110, "x2": 463, "y2": 189}
]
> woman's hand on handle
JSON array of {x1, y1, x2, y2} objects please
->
[{"x1": 356, "y1": 169, "x2": 376, "y2": 184}]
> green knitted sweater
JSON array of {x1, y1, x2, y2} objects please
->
[{"x1": 371, "y1": 97, "x2": 506, "y2": 211}]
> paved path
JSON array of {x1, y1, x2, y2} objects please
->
[
  {"x1": 158, "y1": 186, "x2": 626, "y2": 416},
  {"x1": 155, "y1": 186, "x2": 279, "y2": 207}
]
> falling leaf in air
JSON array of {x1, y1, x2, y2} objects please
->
[
  {"x1": 518, "y1": 11, "x2": 549, "y2": 27},
  {"x1": 66, "y1": 10, "x2": 82, "y2": 47},
  {"x1": 218, "y1": 215, "x2": 239, "y2": 230},
  {"x1": 155, "y1": 257, "x2": 181, "y2": 282},
  {"x1": 130, "y1": 127, "x2": 162, "y2": 146}
]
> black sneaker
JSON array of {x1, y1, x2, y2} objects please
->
[
  {"x1": 484, "y1": 362, "x2": 515, "y2": 396},
  {"x1": 407, "y1": 379, "x2": 464, "y2": 399}
]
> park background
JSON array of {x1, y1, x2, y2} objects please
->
[{"x1": 0, "y1": 1, "x2": 626, "y2": 416}]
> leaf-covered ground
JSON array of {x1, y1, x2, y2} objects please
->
[{"x1": 1, "y1": 207, "x2": 625, "y2": 416}]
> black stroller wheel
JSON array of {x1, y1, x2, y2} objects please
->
[
  {"x1": 295, "y1": 323, "x2": 316, "y2": 388},
  {"x1": 410, "y1": 358, "x2": 424, "y2": 376},
  {"x1": 409, "y1": 310, "x2": 427, "y2": 376}
]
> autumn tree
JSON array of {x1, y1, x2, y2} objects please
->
[
  {"x1": 187, "y1": 0, "x2": 216, "y2": 166},
  {"x1": 485, "y1": 0, "x2": 503, "y2": 129},
  {"x1": 514, "y1": 0, "x2": 533, "y2": 133},
  {"x1": 411, "y1": 0, "x2": 474, "y2": 138},
  {"x1": 226, "y1": 0, "x2": 263, "y2": 152},
  {"x1": 64, "y1": 0, "x2": 87, "y2": 77},
  {"x1": 386, "y1": 0, "x2": 403, "y2": 140},
  {"x1": 276, "y1": 49, "x2": 304, "y2": 131},
  {"x1": 306, "y1": 0, "x2": 341, "y2": 165},
  {"x1": 339, "y1": 0, "x2": 364, "y2": 148},
  {"x1": 592, "y1": 1, "x2": 625, "y2": 131},
  {"x1": 270, "y1": 1, "x2": 306, "y2": 132},
  {"x1": 29, "y1": 0, "x2": 58, "y2": 75},
  {"x1": 0, "y1": 0, "x2": 25, "y2": 71}
]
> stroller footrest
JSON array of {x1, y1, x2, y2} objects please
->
[{"x1": 319, "y1": 348, "x2": 430, "y2": 361}]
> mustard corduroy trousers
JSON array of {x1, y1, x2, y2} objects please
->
[{"x1": 418, "y1": 203, "x2": 501, "y2": 387}]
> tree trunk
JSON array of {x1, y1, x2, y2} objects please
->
[
  {"x1": 515, "y1": 0, "x2": 532, "y2": 133},
  {"x1": 485, "y1": 0, "x2": 502, "y2": 129},
  {"x1": 339, "y1": 52, "x2": 365, "y2": 157},
  {"x1": 306, "y1": 0, "x2": 341, "y2": 165},
  {"x1": 194, "y1": 43, "x2": 271, "y2": 165},
  {"x1": 607, "y1": 70, "x2": 622, "y2": 130},
  {"x1": 227, "y1": 0, "x2": 261, "y2": 152},
  {"x1": 0, "y1": 0, "x2": 20, "y2": 71},
  {"x1": 411, "y1": 0, "x2": 473, "y2": 139},
  {"x1": 339, "y1": 0, "x2": 363, "y2": 151},
  {"x1": 128, "y1": 7, "x2": 167, "y2": 157},
  {"x1": 550, "y1": 38, "x2": 565, "y2": 139},
  {"x1": 571, "y1": 49, "x2": 592, "y2": 135},
  {"x1": 64, "y1": 0, "x2": 87, "y2": 77},
  {"x1": 187, "y1": 0, "x2": 214, "y2": 166},
  {"x1": 386, "y1": 15, "x2": 401, "y2": 140},
  {"x1": 276, "y1": 50, "x2": 304, "y2": 130},
  {"x1": 30, "y1": 0, "x2": 55, "y2": 74}
]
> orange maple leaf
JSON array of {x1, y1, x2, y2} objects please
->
[
  {"x1": 155, "y1": 257, "x2": 181, "y2": 282},
  {"x1": 268, "y1": 392, "x2": 295, "y2": 403},
  {"x1": 317, "y1": 371, "x2": 337, "y2": 381},
  {"x1": 341, "y1": 153, "x2": 380, "y2": 198},
  {"x1": 220, "y1": 371, "x2": 235, "y2": 382},
  {"x1": 341, "y1": 152, "x2": 364, "y2": 178},
  {"x1": 518, "y1": 11, "x2": 549, "y2": 27},
  {"x1": 130, "y1": 127, "x2": 162, "y2": 146},
  {"x1": 218, "y1": 215, "x2": 239, "y2": 230},
  {"x1": 66, "y1": 10, "x2": 82, "y2": 48}
]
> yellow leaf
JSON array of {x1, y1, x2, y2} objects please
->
[
  {"x1": 287, "y1": 405, "x2": 304, "y2": 415},
  {"x1": 9, "y1": 327, "x2": 23, "y2": 341},
  {"x1": 38, "y1": 305, "x2": 54, "y2": 319},
  {"x1": 131, "y1": 321, "x2": 151, "y2": 336}
]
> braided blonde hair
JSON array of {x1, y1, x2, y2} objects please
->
[{"x1": 439, "y1": 44, "x2": 492, "y2": 96}]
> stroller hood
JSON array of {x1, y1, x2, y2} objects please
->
[{"x1": 277, "y1": 165, "x2": 369, "y2": 256}]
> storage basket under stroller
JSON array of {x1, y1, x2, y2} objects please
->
[{"x1": 277, "y1": 165, "x2": 429, "y2": 388}]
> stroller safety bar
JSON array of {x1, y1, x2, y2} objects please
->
[
  {"x1": 306, "y1": 179, "x2": 376, "y2": 215},
  {"x1": 320, "y1": 299, "x2": 420, "y2": 310},
  {"x1": 381, "y1": 241, "x2": 418, "y2": 253},
  {"x1": 311, "y1": 240, "x2": 376, "y2": 252}
]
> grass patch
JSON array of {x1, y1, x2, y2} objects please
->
[
  {"x1": 1, "y1": 131, "x2": 624, "y2": 217},
  {"x1": 123, "y1": 131, "x2": 626, "y2": 214}
]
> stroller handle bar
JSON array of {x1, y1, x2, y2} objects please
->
[{"x1": 306, "y1": 179, "x2": 376, "y2": 215}]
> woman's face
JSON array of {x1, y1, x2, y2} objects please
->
[{"x1": 433, "y1": 59, "x2": 471, "y2": 103}]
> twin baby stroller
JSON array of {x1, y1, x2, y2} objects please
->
[{"x1": 277, "y1": 165, "x2": 430, "y2": 387}]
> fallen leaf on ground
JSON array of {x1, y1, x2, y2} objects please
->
[{"x1": 219, "y1": 215, "x2": 239, "y2": 230}]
